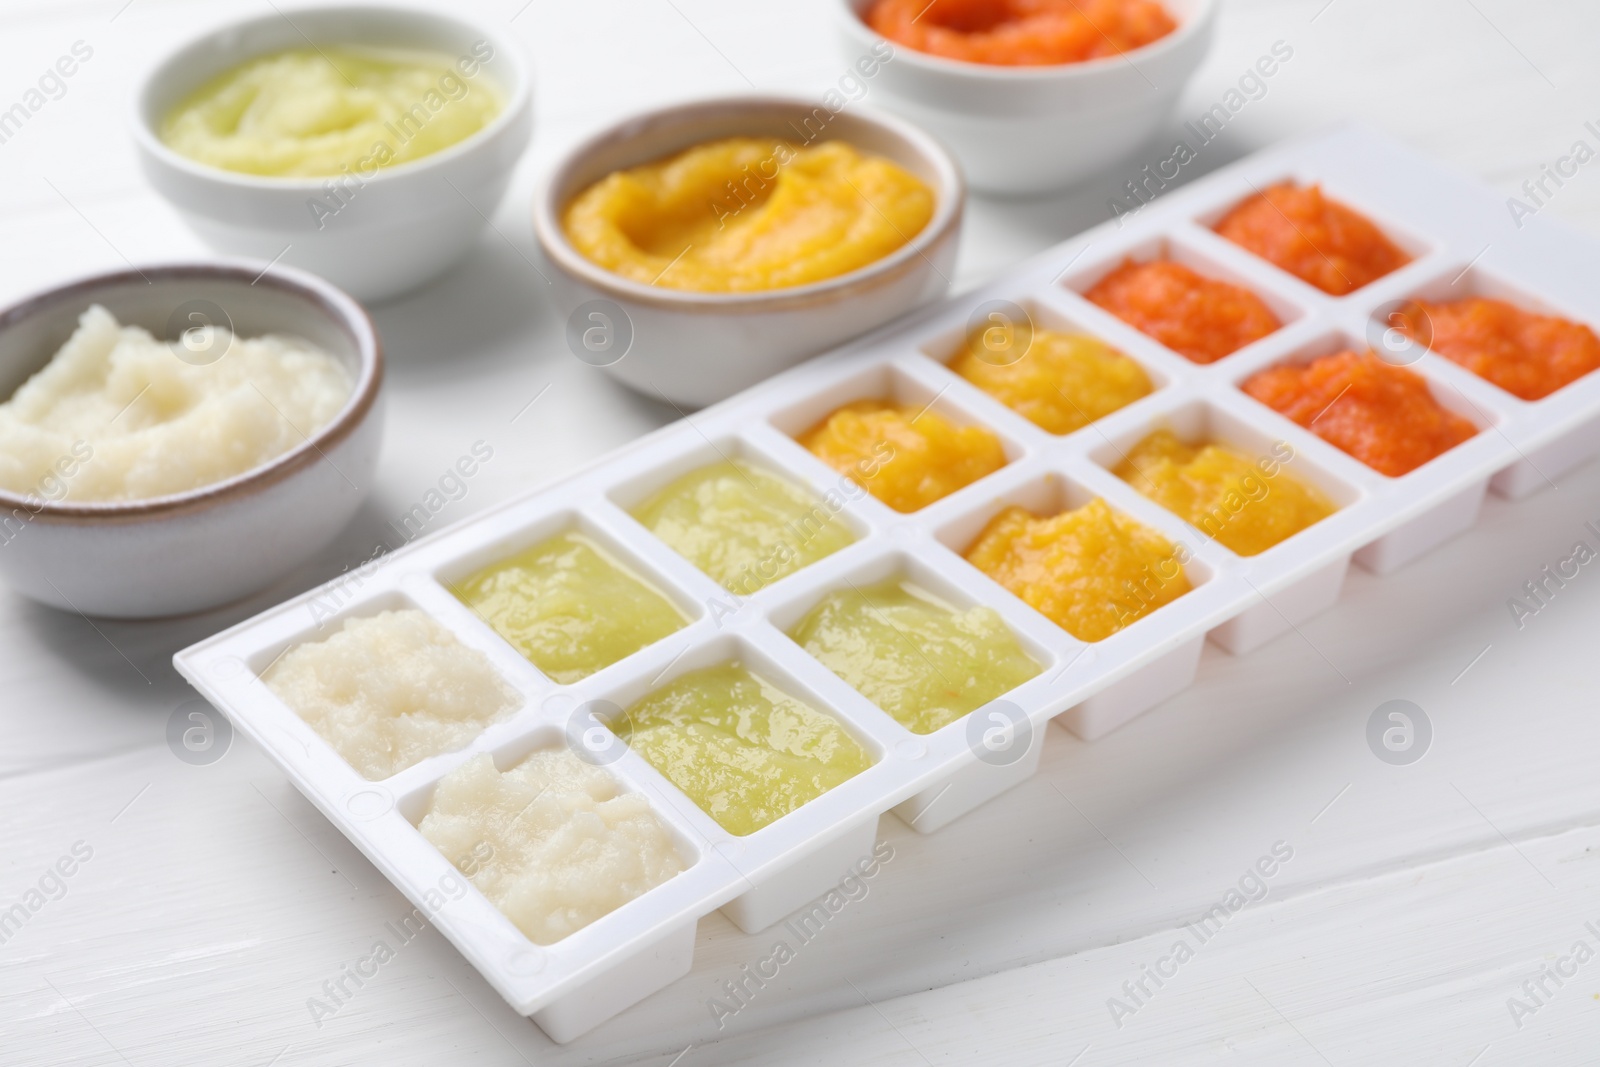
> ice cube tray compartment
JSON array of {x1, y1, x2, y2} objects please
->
[
  {"x1": 175, "y1": 126, "x2": 1600, "y2": 1043},
  {"x1": 1190, "y1": 168, "x2": 1447, "y2": 294}
]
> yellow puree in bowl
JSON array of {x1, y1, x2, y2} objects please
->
[
  {"x1": 160, "y1": 46, "x2": 502, "y2": 177},
  {"x1": 614, "y1": 662, "x2": 872, "y2": 836},
  {"x1": 561, "y1": 137, "x2": 935, "y2": 292}
]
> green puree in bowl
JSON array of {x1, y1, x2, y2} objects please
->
[{"x1": 161, "y1": 45, "x2": 501, "y2": 177}]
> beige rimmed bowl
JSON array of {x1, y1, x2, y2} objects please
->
[
  {"x1": 0, "y1": 263, "x2": 384, "y2": 619},
  {"x1": 532, "y1": 95, "x2": 964, "y2": 409},
  {"x1": 836, "y1": 0, "x2": 1218, "y2": 195}
]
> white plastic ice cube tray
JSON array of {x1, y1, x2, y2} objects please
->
[{"x1": 174, "y1": 125, "x2": 1600, "y2": 1042}]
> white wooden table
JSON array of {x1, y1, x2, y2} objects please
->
[{"x1": 5, "y1": 0, "x2": 1600, "y2": 1063}]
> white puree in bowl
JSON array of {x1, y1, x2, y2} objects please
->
[
  {"x1": 0, "y1": 304, "x2": 351, "y2": 502},
  {"x1": 419, "y1": 749, "x2": 686, "y2": 945},
  {"x1": 265, "y1": 610, "x2": 518, "y2": 781}
]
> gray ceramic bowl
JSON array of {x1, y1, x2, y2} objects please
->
[
  {"x1": 533, "y1": 95, "x2": 964, "y2": 408},
  {"x1": 836, "y1": 0, "x2": 1218, "y2": 195},
  {"x1": 0, "y1": 262, "x2": 383, "y2": 618}
]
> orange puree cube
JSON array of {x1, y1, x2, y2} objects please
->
[
  {"x1": 1214, "y1": 183, "x2": 1410, "y2": 296},
  {"x1": 965, "y1": 499, "x2": 1190, "y2": 642},
  {"x1": 951, "y1": 327, "x2": 1152, "y2": 435},
  {"x1": 1395, "y1": 297, "x2": 1600, "y2": 401},
  {"x1": 865, "y1": 0, "x2": 1177, "y2": 67},
  {"x1": 801, "y1": 400, "x2": 1007, "y2": 513},
  {"x1": 1084, "y1": 259, "x2": 1280, "y2": 365},
  {"x1": 1242, "y1": 350, "x2": 1477, "y2": 477}
]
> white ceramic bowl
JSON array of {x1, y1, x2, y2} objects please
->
[
  {"x1": 836, "y1": 0, "x2": 1216, "y2": 196},
  {"x1": 0, "y1": 263, "x2": 384, "y2": 619},
  {"x1": 133, "y1": 4, "x2": 533, "y2": 303},
  {"x1": 532, "y1": 95, "x2": 964, "y2": 409}
]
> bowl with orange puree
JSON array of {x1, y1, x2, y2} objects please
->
[
  {"x1": 1392, "y1": 296, "x2": 1600, "y2": 401},
  {"x1": 1214, "y1": 182, "x2": 1412, "y2": 296},
  {"x1": 1084, "y1": 257, "x2": 1282, "y2": 364},
  {"x1": 868, "y1": 0, "x2": 1178, "y2": 65},
  {"x1": 534, "y1": 97, "x2": 962, "y2": 407},
  {"x1": 837, "y1": 0, "x2": 1216, "y2": 193},
  {"x1": 1242, "y1": 350, "x2": 1478, "y2": 477}
]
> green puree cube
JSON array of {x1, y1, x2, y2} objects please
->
[
  {"x1": 454, "y1": 530, "x2": 687, "y2": 683},
  {"x1": 791, "y1": 578, "x2": 1040, "y2": 734},
  {"x1": 615, "y1": 662, "x2": 871, "y2": 837},
  {"x1": 631, "y1": 459, "x2": 855, "y2": 594}
]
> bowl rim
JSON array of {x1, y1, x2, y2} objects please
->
[
  {"x1": 0, "y1": 261, "x2": 383, "y2": 525},
  {"x1": 130, "y1": 2, "x2": 533, "y2": 192},
  {"x1": 531, "y1": 93, "x2": 965, "y2": 313},
  {"x1": 834, "y1": 0, "x2": 1218, "y2": 81}
]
